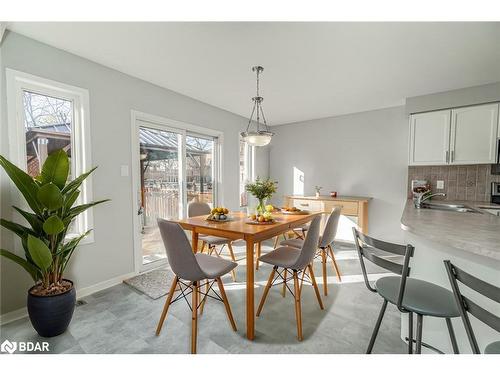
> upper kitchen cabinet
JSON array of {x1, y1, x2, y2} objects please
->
[
  {"x1": 409, "y1": 110, "x2": 451, "y2": 165},
  {"x1": 450, "y1": 103, "x2": 499, "y2": 164}
]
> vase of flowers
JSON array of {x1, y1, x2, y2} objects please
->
[
  {"x1": 245, "y1": 177, "x2": 278, "y2": 214},
  {"x1": 315, "y1": 185, "x2": 322, "y2": 198}
]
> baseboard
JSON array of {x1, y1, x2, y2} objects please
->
[
  {"x1": 0, "y1": 306, "x2": 28, "y2": 325},
  {"x1": 75, "y1": 271, "x2": 137, "y2": 299},
  {"x1": 0, "y1": 271, "x2": 138, "y2": 326}
]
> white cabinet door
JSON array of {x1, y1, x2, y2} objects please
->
[
  {"x1": 409, "y1": 110, "x2": 451, "y2": 166},
  {"x1": 450, "y1": 103, "x2": 499, "y2": 165}
]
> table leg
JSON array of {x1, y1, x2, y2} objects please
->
[
  {"x1": 246, "y1": 237, "x2": 255, "y2": 340},
  {"x1": 191, "y1": 231, "x2": 199, "y2": 253}
]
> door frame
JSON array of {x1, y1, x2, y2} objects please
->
[{"x1": 130, "y1": 110, "x2": 224, "y2": 273}]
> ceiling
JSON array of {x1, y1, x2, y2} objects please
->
[{"x1": 8, "y1": 22, "x2": 500, "y2": 125}]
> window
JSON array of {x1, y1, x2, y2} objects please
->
[
  {"x1": 7, "y1": 69, "x2": 93, "y2": 241},
  {"x1": 239, "y1": 139, "x2": 254, "y2": 207}
]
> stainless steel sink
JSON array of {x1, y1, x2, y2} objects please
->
[{"x1": 420, "y1": 202, "x2": 482, "y2": 213}]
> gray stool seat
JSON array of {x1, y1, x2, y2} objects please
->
[
  {"x1": 195, "y1": 253, "x2": 237, "y2": 279},
  {"x1": 484, "y1": 341, "x2": 500, "y2": 354},
  {"x1": 201, "y1": 235, "x2": 232, "y2": 246},
  {"x1": 376, "y1": 276, "x2": 460, "y2": 318},
  {"x1": 259, "y1": 246, "x2": 301, "y2": 268}
]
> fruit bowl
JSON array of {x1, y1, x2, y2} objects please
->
[
  {"x1": 281, "y1": 206, "x2": 309, "y2": 215},
  {"x1": 206, "y1": 207, "x2": 231, "y2": 222},
  {"x1": 246, "y1": 212, "x2": 276, "y2": 225}
]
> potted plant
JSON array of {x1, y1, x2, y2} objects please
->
[
  {"x1": 0, "y1": 149, "x2": 109, "y2": 337},
  {"x1": 245, "y1": 177, "x2": 277, "y2": 214}
]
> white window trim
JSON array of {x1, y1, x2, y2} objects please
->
[
  {"x1": 6, "y1": 69, "x2": 94, "y2": 244},
  {"x1": 130, "y1": 110, "x2": 224, "y2": 273}
]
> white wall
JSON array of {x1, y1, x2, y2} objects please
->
[
  {"x1": 0, "y1": 32, "x2": 254, "y2": 316},
  {"x1": 269, "y1": 106, "x2": 408, "y2": 242}
]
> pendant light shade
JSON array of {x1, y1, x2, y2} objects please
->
[{"x1": 240, "y1": 66, "x2": 274, "y2": 147}]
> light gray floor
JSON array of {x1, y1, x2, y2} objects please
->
[{"x1": 0, "y1": 241, "x2": 407, "y2": 354}]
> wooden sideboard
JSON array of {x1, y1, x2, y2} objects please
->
[{"x1": 283, "y1": 195, "x2": 372, "y2": 234}]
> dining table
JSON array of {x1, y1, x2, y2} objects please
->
[{"x1": 175, "y1": 210, "x2": 320, "y2": 340}]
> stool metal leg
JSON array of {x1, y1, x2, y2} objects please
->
[
  {"x1": 445, "y1": 318, "x2": 459, "y2": 354},
  {"x1": 408, "y1": 312, "x2": 413, "y2": 354},
  {"x1": 416, "y1": 314, "x2": 423, "y2": 354},
  {"x1": 366, "y1": 299, "x2": 388, "y2": 354}
]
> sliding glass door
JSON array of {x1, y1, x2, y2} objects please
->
[{"x1": 135, "y1": 119, "x2": 219, "y2": 270}]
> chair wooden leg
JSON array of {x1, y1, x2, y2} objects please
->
[
  {"x1": 328, "y1": 245, "x2": 342, "y2": 282},
  {"x1": 293, "y1": 270, "x2": 303, "y2": 341},
  {"x1": 191, "y1": 281, "x2": 199, "y2": 354},
  {"x1": 321, "y1": 249, "x2": 328, "y2": 296},
  {"x1": 155, "y1": 276, "x2": 179, "y2": 335},
  {"x1": 273, "y1": 235, "x2": 280, "y2": 249},
  {"x1": 282, "y1": 268, "x2": 287, "y2": 297},
  {"x1": 227, "y1": 243, "x2": 237, "y2": 282},
  {"x1": 255, "y1": 242, "x2": 262, "y2": 270},
  {"x1": 200, "y1": 241, "x2": 207, "y2": 254},
  {"x1": 200, "y1": 279, "x2": 209, "y2": 315},
  {"x1": 307, "y1": 264, "x2": 324, "y2": 310},
  {"x1": 257, "y1": 266, "x2": 277, "y2": 316},
  {"x1": 216, "y1": 278, "x2": 237, "y2": 331}
]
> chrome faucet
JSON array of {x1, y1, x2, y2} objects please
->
[{"x1": 415, "y1": 192, "x2": 446, "y2": 209}]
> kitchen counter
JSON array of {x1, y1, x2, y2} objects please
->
[
  {"x1": 401, "y1": 199, "x2": 500, "y2": 261},
  {"x1": 400, "y1": 199, "x2": 500, "y2": 353}
]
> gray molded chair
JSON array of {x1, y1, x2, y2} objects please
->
[
  {"x1": 444, "y1": 260, "x2": 500, "y2": 354},
  {"x1": 188, "y1": 201, "x2": 237, "y2": 281},
  {"x1": 155, "y1": 219, "x2": 237, "y2": 354},
  {"x1": 353, "y1": 228, "x2": 460, "y2": 354},
  {"x1": 256, "y1": 216, "x2": 324, "y2": 341},
  {"x1": 280, "y1": 207, "x2": 342, "y2": 295}
]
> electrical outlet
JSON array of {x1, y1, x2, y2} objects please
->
[
  {"x1": 436, "y1": 180, "x2": 445, "y2": 190},
  {"x1": 120, "y1": 165, "x2": 129, "y2": 177}
]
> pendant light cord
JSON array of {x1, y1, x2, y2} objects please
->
[{"x1": 244, "y1": 66, "x2": 270, "y2": 134}]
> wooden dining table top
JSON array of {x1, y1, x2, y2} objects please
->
[{"x1": 176, "y1": 211, "x2": 319, "y2": 239}]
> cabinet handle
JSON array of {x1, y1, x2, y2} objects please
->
[
  {"x1": 299, "y1": 203, "x2": 309, "y2": 207},
  {"x1": 445, "y1": 151, "x2": 449, "y2": 163},
  {"x1": 451, "y1": 150, "x2": 454, "y2": 163}
]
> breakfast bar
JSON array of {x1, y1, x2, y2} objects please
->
[{"x1": 400, "y1": 200, "x2": 500, "y2": 353}]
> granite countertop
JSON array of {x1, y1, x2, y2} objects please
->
[
  {"x1": 401, "y1": 199, "x2": 500, "y2": 261},
  {"x1": 286, "y1": 195, "x2": 372, "y2": 202}
]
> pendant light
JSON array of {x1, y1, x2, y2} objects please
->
[{"x1": 240, "y1": 66, "x2": 274, "y2": 146}]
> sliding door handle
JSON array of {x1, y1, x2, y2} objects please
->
[
  {"x1": 445, "y1": 151, "x2": 449, "y2": 163},
  {"x1": 450, "y1": 150, "x2": 455, "y2": 163}
]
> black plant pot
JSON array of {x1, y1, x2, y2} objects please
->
[{"x1": 27, "y1": 280, "x2": 76, "y2": 337}]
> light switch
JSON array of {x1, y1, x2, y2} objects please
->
[
  {"x1": 436, "y1": 180, "x2": 444, "y2": 189},
  {"x1": 120, "y1": 165, "x2": 129, "y2": 177}
]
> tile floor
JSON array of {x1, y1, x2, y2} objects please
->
[{"x1": 0, "y1": 241, "x2": 407, "y2": 354}]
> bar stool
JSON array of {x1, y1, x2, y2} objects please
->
[
  {"x1": 256, "y1": 216, "x2": 324, "y2": 341},
  {"x1": 155, "y1": 219, "x2": 237, "y2": 354},
  {"x1": 353, "y1": 228, "x2": 460, "y2": 354},
  {"x1": 444, "y1": 260, "x2": 500, "y2": 354},
  {"x1": 188, "y1": 201, "x2": 237, "y2": 281},
  {"x1": 280, "y1": 207, "x2": 342, "y2": 295}
]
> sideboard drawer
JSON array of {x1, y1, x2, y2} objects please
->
[
  {"x1": 292, "y1": 199, "x2": 322, "y2": 212},
  {"x1": 324, "y1": 201, "x2": 358, "y2": 216}
]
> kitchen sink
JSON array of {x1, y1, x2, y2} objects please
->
[{"x1": 420, "y1": 202, "x2": 482, "y2": 213}]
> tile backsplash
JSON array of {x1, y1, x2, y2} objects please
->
[{"x1": 407, "y1": 165, "x2": 500, "y2": 202}]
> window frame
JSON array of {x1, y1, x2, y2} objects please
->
[{"x1": 6, "y1": 69, "x2": 94, "y2": 243}]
